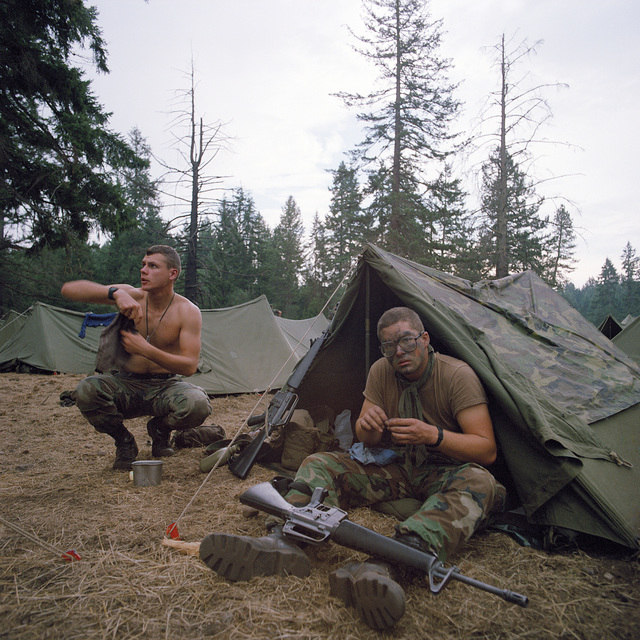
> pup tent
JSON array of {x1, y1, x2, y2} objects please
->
[
  {"x1": 0, "y1": 297, "x2": 329, "y2": 395},
  {"x1": 290, "y1": 243, "x2": 640, "y2": 550},
  {"x1": 0, "y1": 303, "x2": 104, "y2": 374},
  {"x1": 190, "y1": 296, "x2": 329, "y2": 395},
  {"x1": 597, "y1": 314, "x2": 623, "y2": 339},
  {"x1": 612, "y1": 315, "x2": 640, "y2": 365}
]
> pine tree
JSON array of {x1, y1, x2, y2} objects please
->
[
  {"x1": 338, "y1": 0, "x2": 460, "y2": 257},
  {"x1": 475, "y1": 34, "x2": 566, "y2": 278},
  {"x1": 271, "y1": 196, "x2": 306, "y2": 316},
  {"x1": 593, "y1": 258, "x2": 622, "y2": 324},
  {"x1": 418, "y1": 164, "x2": 474, "y2": 275},
  {"x1": 480, "y1": 148, "x2": 546, "y2": 277},
  {"x1": 203, "y1": 188, "x2": 270, "y2": 307},
  {"x1": 300, "y1": 213, "x2": 333, "y2": 316},
  {"x1": 543, "y1": 205, "x2": 577, "y2": 289},
  {"x1": 325, "y1": 162, "x2": 370, "y2": 285},
  {"x1": 620, "y1": 242, "x2": 640, "y2": 317},
  {"x1": 0, "y1": 0, "x2": 144, "y2": 251}
]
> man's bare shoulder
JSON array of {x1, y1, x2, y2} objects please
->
[{"x1": 174, "y1": 294, "x2": 202, "y2": 320}]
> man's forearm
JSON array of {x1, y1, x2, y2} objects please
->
[
  {"x1": 136, "y1": 342, "x2": 199, "y2": 376},
  {"x1": 61, "y1": 280, "x2": 133, "y2": 304}
]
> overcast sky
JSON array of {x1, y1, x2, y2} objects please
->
[{"x1": 85, "y1": 0, "x2": 639, "y2": 288}]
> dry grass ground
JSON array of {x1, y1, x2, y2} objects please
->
[{"x1": 0, "y1": 373, "x2": 638, "y2": 640}]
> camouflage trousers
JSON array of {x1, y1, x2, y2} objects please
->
[
  {"x1": 288, "y1": 451, "x2": 506, "y2": 562},
  {"x1": 74, "y1": 372, "x2": 212, "y2": 436}
]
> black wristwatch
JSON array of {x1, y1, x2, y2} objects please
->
[
  {"x1": 430, "y1": 424, "x2": 444, "y2": 448},
  {"x1": 107, "y1": 286, "x2": 119, "y2": 300}
]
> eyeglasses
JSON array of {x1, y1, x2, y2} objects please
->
[{"x1": 380, "y1": 333, "x2": 424, "y2": 357}]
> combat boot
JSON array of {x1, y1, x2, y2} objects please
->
[
  {"x1": 199, "y1": 525, "x2": 310, "y2": 582},
  {"x1": 329, "y1": 560, "x2": 405, "y2": 630},
  {"x1": 147, "y1": 417, "x2": 175, "y2": 458},
  {"x1": 112, "y1": 432, "x2": 139, "y2": 471}
]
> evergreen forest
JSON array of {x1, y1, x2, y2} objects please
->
[{"x1": 1, "y1": 0, "x2": 638, "y2": 331}]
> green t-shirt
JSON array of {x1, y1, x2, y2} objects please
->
[{"x1": 363, "y1": 352, "x2": 487, "y2": 434}]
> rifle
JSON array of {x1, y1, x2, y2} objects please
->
[
  {"x1": 239, "y1": 480, "x2": 529, "y2": 608},
  {"x1": 228, "y1": 329, "x2": 330, "y2": 479}
]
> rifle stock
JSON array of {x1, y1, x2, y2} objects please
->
[
  {"x1": 228, "y1": 329, "x2": 330, "y2": 479},
  {"x1": 239, "y1": 481, "x2": 529, "y2": 608}
]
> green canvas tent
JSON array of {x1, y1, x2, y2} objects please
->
[
  {"x1": 190, "y1": 296, "x2": 328, "y2": 395},
  {"x1": 612, "y1": 315, "x2": 640, "y2": 364},
  {"x1": 0, "y1": 297, "x2": 328, "y2": 396},
  {"x1": 0, "y1": 310, "x2": 29, "y2": 350},
  {"x1": 0, "y1": 303, "x2": 103, "y2": 374},
  {"x1": 597, "y1": 314, "x2": 623, "y2": 339},
  {"x1": 294, "y1": 244, "x2": 640, "y2": 550}
]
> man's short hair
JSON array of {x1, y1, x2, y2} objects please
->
[
  {"x1": 146, "y1": 245, "x2": 181, "y2": 275},
  {"x1": 377, "y1": 307, "x2": 424, "y2": 339}
]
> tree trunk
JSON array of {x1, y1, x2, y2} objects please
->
[
  {"x1": 389, "y1": 0, "x2": 403, "y2": 254},
  {"x1": 184, "y1": 111, "x2": 202, "y2": 303},
  {"x1": 496, "y1": 35, "x2": 509, "y2": 279}
]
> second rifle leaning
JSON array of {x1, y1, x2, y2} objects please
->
[{"x1": 228, "y1": 329, "x2": 330, "y2": 479}]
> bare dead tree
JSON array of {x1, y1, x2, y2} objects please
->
[
  {"x1": 156, "y1": 59, "x2": 230, "y2": 302},
  {"x1": 472, "y1": 34, "x2": 575, "y2": 278}
]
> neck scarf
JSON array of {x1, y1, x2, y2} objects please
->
[
  {"x1": 396, "y1": 345, "x2": 435, "y2": 420},
  {"x1": 395, "y1": 345, "x2": 435, "y2": 470}
]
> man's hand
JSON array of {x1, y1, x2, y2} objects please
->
[
  {"x1": 357, "y1": 403, "x2": 388, "y2": 434},
  {"x1": 386, "y1": 418, "x2": 440, "y2": 446},
  {"x1": 119, "y1": 329, "x2": 149, "y2": 357},
  {"x1": 113, "y1": 289, "x2": 143, "y2": 324},
  {"x1": 355, "y1": 400, "x2": 389, "y2": 447}
]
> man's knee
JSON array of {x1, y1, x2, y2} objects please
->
[
  {"x1": 74, "y1": 375, "x2": 111, "y2": 413},
  {"x1": 466, "y1": 464, "x2": 504, "y2": 510},
  {"x1": 168, "y1": 386, "x2": 212, "y2": 428}
]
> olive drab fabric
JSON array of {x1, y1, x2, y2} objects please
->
[
  {"x1": 612, "y1": 315, "x2": 640, "y2": 365},
  {"x1": 0, "y1": 297, "x2": 329, "y2": 395},
  {"x1": 294, "y1": 243, "x2": 640, "y2": 550}
]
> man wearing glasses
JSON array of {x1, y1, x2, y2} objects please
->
[{"x1": 200, "y1": 307, "x2": 504, "y2": 630}]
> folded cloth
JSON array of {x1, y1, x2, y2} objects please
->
[
  {"x1": 348, "y1": 442, "x2": 399, "y2": 466},
  {"x1": 95, "y1": 313, "x2": 136, "y2": 373},
  {"x1": 79, "y1": 312, "x2": 117, "y2": 338}
]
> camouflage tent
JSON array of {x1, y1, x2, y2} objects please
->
[{"x1": 295, "y1": 244, "x2": 640, "y2": 550}]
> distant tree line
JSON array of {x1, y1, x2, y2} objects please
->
[
  {"x1": 562, "y1": 242, "x2": 640, "y2": 327},
  {"x1": 1, "y1": 0, "x2": 637, "y2": 331}
]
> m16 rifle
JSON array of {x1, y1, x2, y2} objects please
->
[
  {"x1": 239, "y1": 480, "x2": 529, "y2": 608},
  {"x1": 228, "y1": 329, "x2": 330, "y2": 479}
]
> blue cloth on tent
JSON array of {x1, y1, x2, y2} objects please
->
[{"x1": 79, "y1": 312, "x2": 117, "y2": 338}]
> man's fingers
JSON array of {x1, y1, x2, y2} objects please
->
[{"x1": 360, "y1": 413, "x2": 385, "y2": 432}]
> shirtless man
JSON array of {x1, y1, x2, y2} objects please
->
[{"x1": 61, "y1": 245, "x2": 211, "y2": 470}]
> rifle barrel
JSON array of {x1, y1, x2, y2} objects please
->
[{"x1": 443, "y1": 568, "x2": 529, "y2": 607}]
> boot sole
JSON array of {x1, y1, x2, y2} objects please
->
[
  {"x1": 199, "y1": 533, "x2": 310, "y2": 582},
  {"x1": 329, "y1": 566, "x2": 405, "y2": 630},
  {"x1": 152, "y1": 446, "x2": 175, "y2": 458}
]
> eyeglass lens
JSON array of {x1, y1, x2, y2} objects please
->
[{"x1": 380, "y1": 335, "x2": 421, "y2": 356}]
